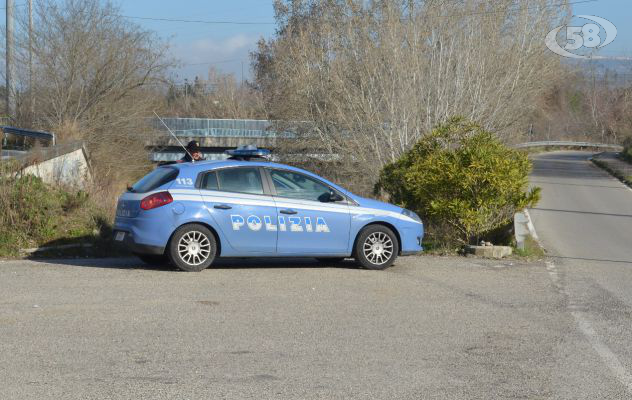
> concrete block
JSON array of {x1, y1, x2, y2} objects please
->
[{"x1": 466, "y1": 245, "x2": 513, "y2": 259}]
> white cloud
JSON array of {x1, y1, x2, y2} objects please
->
[
  {"x1": 191, "y1": 34, "x2": 255, "y2": 53},
  {"x1": 172, "y1": 33, "x2": 261, "y2": 79}
]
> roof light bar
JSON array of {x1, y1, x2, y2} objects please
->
[{"x1": 225, "y1": 145, "x2": 271, "y2": 160}]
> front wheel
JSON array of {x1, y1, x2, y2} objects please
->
[
  {"x1": 354, "y1": 225, "x2": 399, "y2": 270},
  {"x1": 168, "y1": 224, "x2": 216, "y2": 272}
]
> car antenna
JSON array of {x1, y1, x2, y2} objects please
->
[{"x1": 153, "y1": 111, "x2": 195, "y2": 163}]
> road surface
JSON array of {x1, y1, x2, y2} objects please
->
[
  {"x1": 529, "y1": 151, "x2": 632, "y2": 397},
  {"x1": 530, "y1": 151, "x2": 632, "y2": 264},
  {"x1": 0, "y1": 256, "x2": 587, "y2": 399}
]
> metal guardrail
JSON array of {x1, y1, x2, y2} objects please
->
[
  {"x1": 151, "y1": 118, "x2": 296, "y2": 138},
  {"x1": 1, "y1": 126, "x2": 56, "y2": 144},
  {"x1": 513, "y1": 141, "x2": 623, "y2": 151}
]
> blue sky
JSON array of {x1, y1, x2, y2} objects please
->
[
  {"x1": 118, "y1": 0, "x2": 277, "y2": 82},
  {"x1": 119, "y1": 0, "x2": 632, "y2": 81},
  {"x1": 572, "y1": 0, "x2": 632, "y2": 56},
  {"x1": 2, "y1": 0, "x2": 630, "y2": 81}
]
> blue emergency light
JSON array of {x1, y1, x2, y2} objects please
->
[{"x1": 225, "y1": 145, "x2": 271, "y2": 160}]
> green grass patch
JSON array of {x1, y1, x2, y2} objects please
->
[
  {"x1": 513, "y1": 236, "x2": 545, "y2": 259},
  {"x1": 591, "y1": 158, "x2": 632, "y2": 188},
  {"x1": 0, "y1": 173, "x2": 125, "y2": 258},
  {"x1": 622, "y1": 138, "x2": 632, "y2": 164}
]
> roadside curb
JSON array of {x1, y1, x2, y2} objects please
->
[
  {"x1": 21, "y1": 243, "x2": 94, "y2": 254},
  {"x1": 589, "y1": 154, "x2": 632, "y2": 190},
  {"x1": 514, "y1": 208, "x2": 545, "y2": 252},
  {"x1": 523, "y1": 209, "x2": 541, "y2": 245}
]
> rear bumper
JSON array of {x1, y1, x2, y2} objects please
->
[{"x1": 113, "y1": 230, "x2": 165, "y2": 255}]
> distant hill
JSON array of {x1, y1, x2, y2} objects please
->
[{"x1": 565, "y1": 57, "x2": 632, "y2": 84}]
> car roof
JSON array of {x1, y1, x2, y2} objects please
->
[{"x1": 173, "y1": 159, "x2": 302, "y2": 171}]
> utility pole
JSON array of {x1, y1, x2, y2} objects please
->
[
  {"x1": 29, "y1": 0, "x2": 33, "y2": 117},
  {"x1": 5, "y1": 0, "x2": 16, "y2": 121},
  {"x1": 184, "y1": 78, "x2": 188, "y2": 113}
]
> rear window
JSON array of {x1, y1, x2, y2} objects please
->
[
  {"x1": 130, "y1": 167, "x2": 178, "y2": 193},
  {"x1": 200, "y1": 172, "x2": 218, "y2": 190}
]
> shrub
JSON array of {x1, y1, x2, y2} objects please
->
[
  {"x1": 376, "y1": 117, "x2": 540, "y2": 245},
  {"x1": 0, "y1": 169, "x2": 110, "y2": 257},
  {"x1": 623, "y1": 137, "x2": 632, "y2": 163}
]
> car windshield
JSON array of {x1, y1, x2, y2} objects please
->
[{"x1": 129, "y1": 167, "x2": 178, "y2": 193}]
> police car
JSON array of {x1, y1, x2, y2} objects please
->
[{"x1": 113, "y1": 146, "x2": 423, "y2": 271}]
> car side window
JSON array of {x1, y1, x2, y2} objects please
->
[
  {"x1": 216, "y1": 167, "x2": 264, "y2": 195},
  {"x1": 270, "y1": 169, "x2": 333, "y2": 202},
  {"x1": 200, "y1": 171, "x2": 218, "y2": 190}
]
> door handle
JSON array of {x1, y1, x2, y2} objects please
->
[
  {"x1": 213, "y1": 204, "x2": 232, "y2": 210},
  {"x1": 280, "y1": 209, "x2": 298, "y2": 215}
]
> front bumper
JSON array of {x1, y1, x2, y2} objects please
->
[
  {"x1": 113, "y1": 230, "x2": 165, "y2": 255},
  {"x1": 401, "y1": 236, "x2": 423, "y2": 255},
  {"x1": 398, "y1": 225, "x2": 424, "y2": 255}
]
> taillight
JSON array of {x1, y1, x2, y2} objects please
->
[{"x1": 140, "y1": 191, "x2": 173, "y2": 210}]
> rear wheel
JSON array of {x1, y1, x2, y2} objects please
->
[
  {"x1": 354, "y1": 225, "x2": 398, "y2": 270},
  {"x1": 168, "y1": 224, "x2": 216, "y2": 272}
]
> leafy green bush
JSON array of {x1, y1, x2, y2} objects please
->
[
  {"x1": 376, "y1": 117, "x2": 540, "y2": 245},
  {"x1": 622, "y1": 137, "x2": 632, "y2": 163},
  {"x1": 0, "y1": 170, "x2": 110, "y2": 257}
]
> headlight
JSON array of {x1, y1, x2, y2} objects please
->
[{"x1": 401, "y1": 209, "x2": 422, "y2": 223}]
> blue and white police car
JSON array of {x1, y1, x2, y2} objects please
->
[{"x1": 113, "y1": 147, "x2": 423, "y2": 271}]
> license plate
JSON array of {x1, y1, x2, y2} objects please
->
[
  {"x1": 115, "y1": 231, "x2": 125, "y2": 241},
  {"x1": 117, "y1": 209, "x2": 132, "y2": 217}
]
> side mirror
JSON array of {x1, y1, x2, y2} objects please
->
[{"x1": 328, "y1": 191, "x2": 344, "y2": 202}]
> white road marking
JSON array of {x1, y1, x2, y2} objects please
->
[
  {"x1": 545, "y1": 261, "x2": 632, "y2": 393},
  {"x1": 572, "y1": 310, "x2": 632, "y2": 391}
]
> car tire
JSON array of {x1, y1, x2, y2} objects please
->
[
  {"x1": 353, "y1": 225, "x2": 399, "y2": 270},
  {"x1": 315, "y1": 257, "x2": 345, "y2": 263},
  {"x1": 135, "y1": 253, "x2": 171, "y2": 266},
  {"x1": 168, "y1": 224, "x2": 217, "y2": 272}
]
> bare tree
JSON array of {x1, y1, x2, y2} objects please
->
[
  {"x1": 2, "y1": 0, "x2": 174, "y2": 195},
  {"x1": 164, "y1": 67, "x2": 266, "y2": 119},
  {"x1": 253, "y1": 0, "x2": 570, "y2": 193},
  {"x1": 530, "y1": 64, "x2": 632, "y2": 145}
]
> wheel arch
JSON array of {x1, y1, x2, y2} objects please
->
[
  {"x1": 167, "y1": 221, "x2": 222, "y2": 256},
  {"x1": 353, "y1": 221, "x2": 402, "y2": 255}
]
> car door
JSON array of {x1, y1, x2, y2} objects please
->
[
  {"x1": 198, "y1": 166, "x2": 277, "y2": 254},
  {"x1": 265, "y1": 168, "x2": 351, "y2": 255}
]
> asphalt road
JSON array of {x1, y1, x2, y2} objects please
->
[
  {"x1": 529, "y1": 151, "x2": 632, "y2": 264},
  {"x1": 0, "y1": 256, "x2": 586, "y2": 399},
  {"x1": 529, "y1": 151, "x2": 632, "y2": 397}
]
